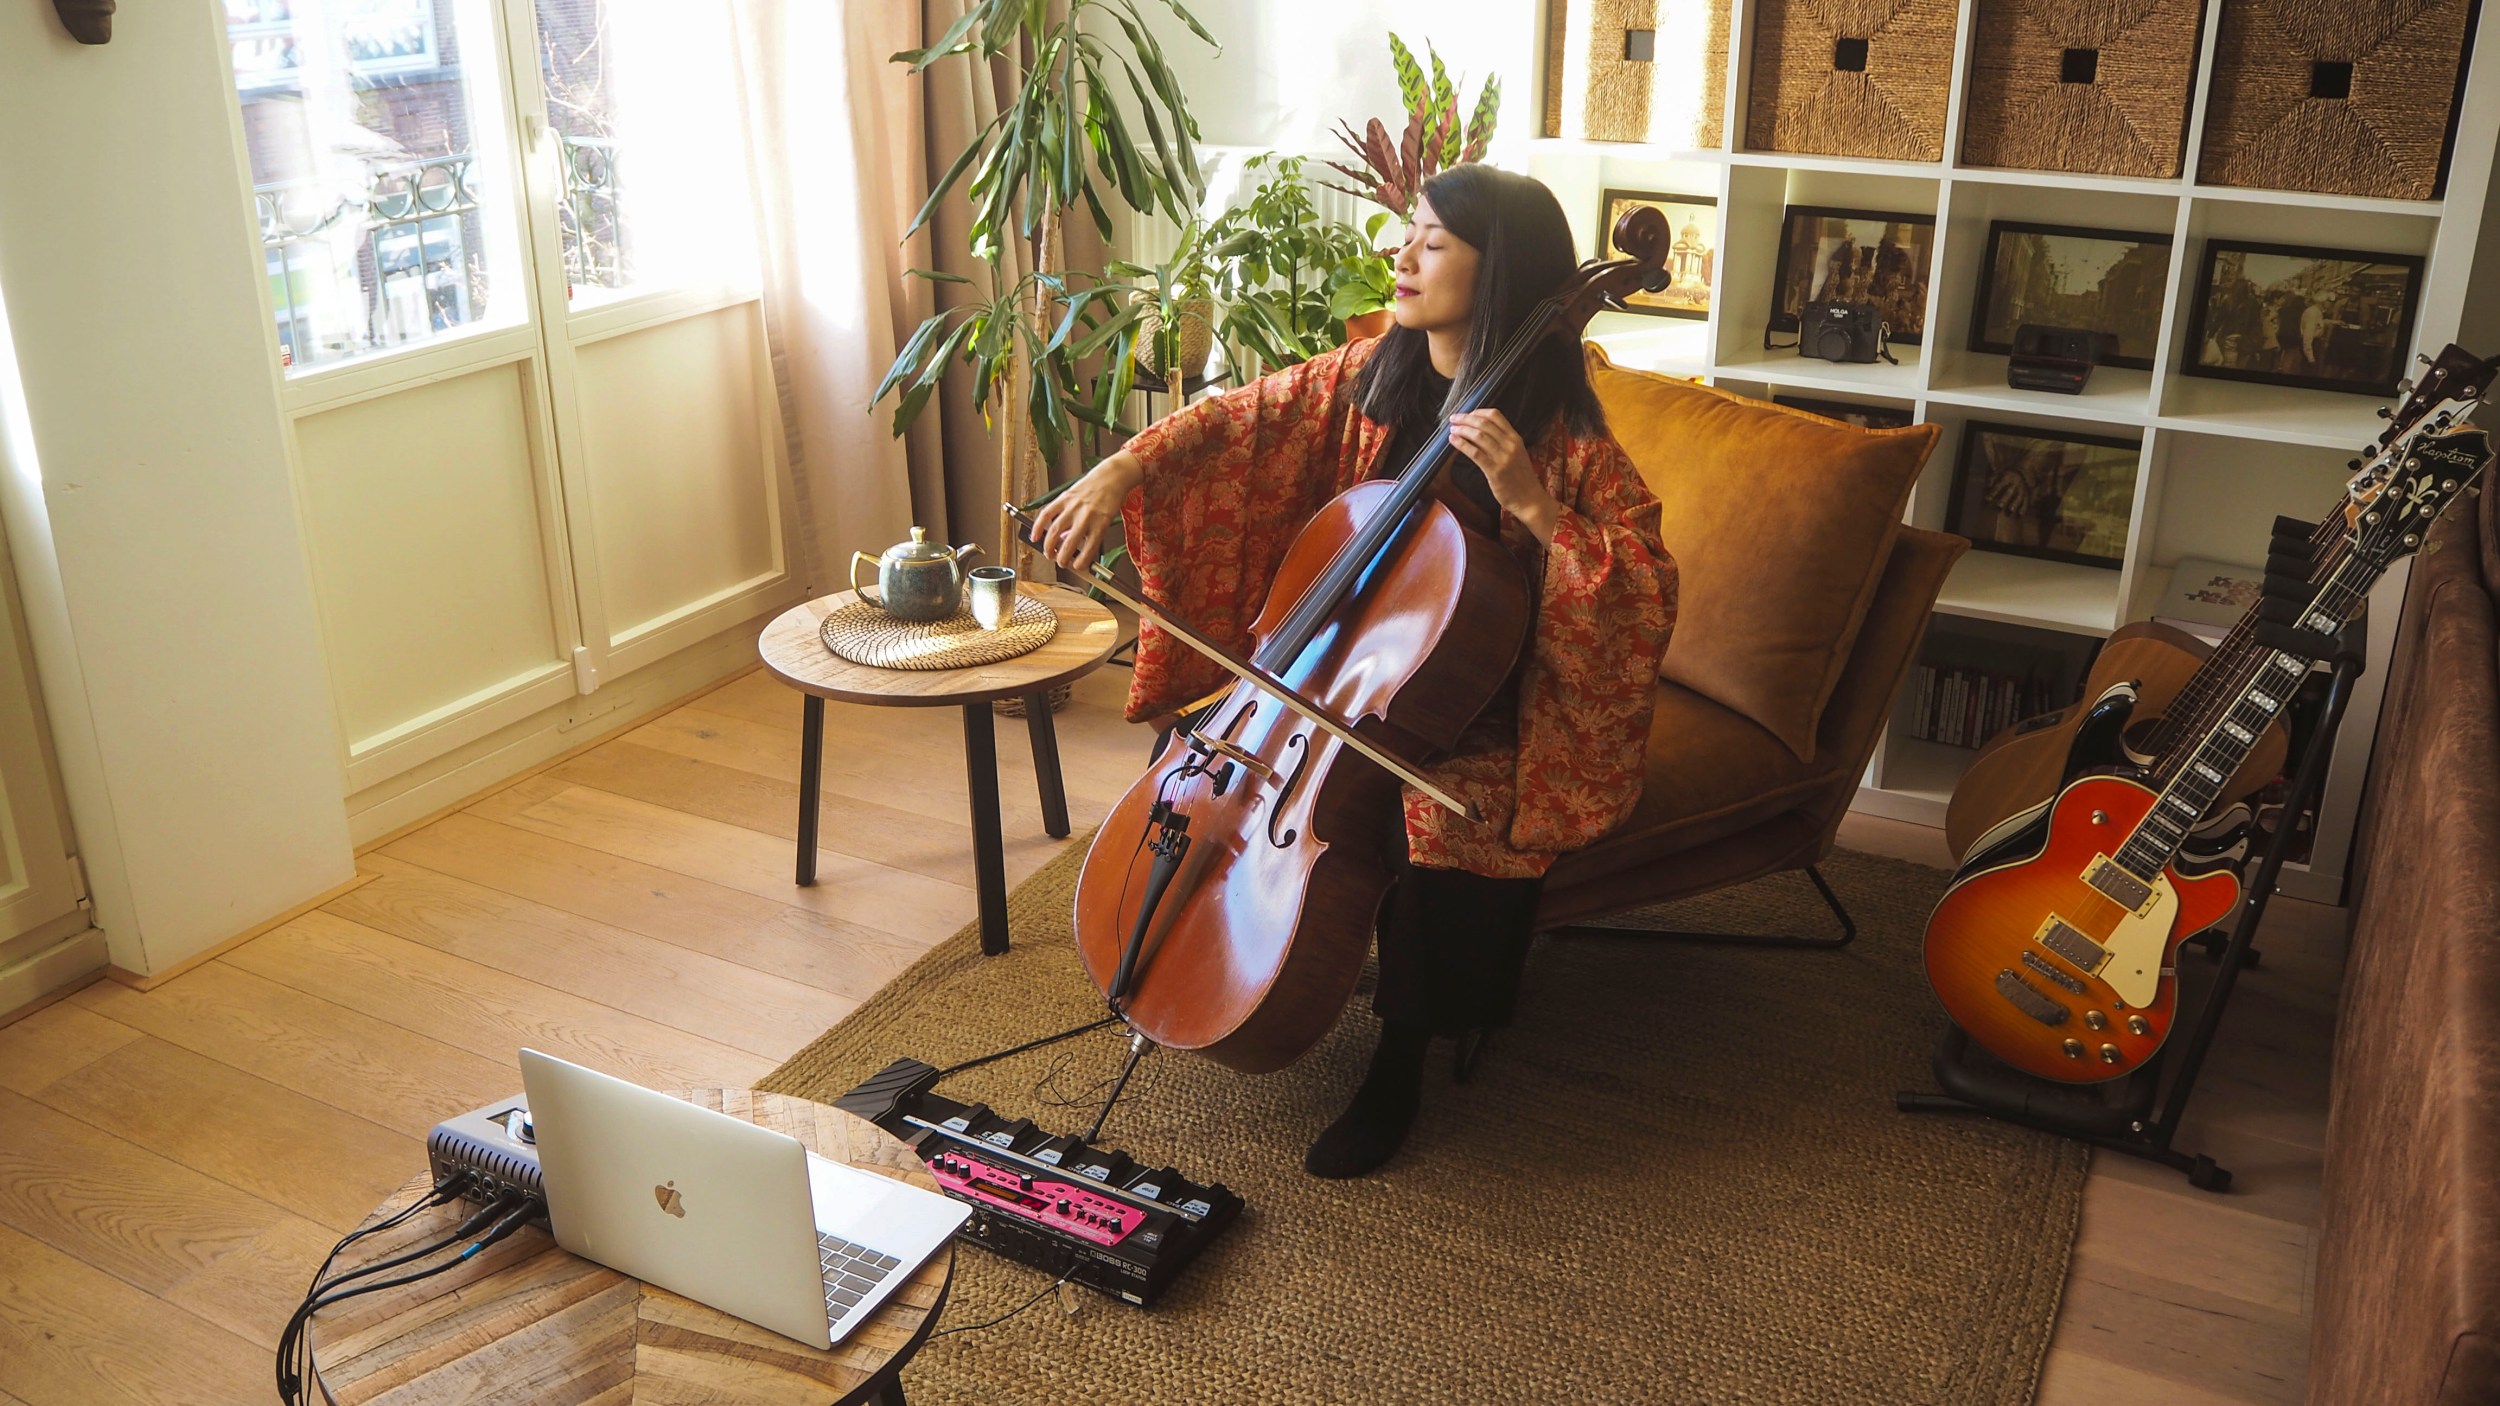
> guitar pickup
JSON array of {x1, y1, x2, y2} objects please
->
[
  {"x1": 2034, "y1": 915, "x2": 2106, "y2": 974},
  {"x1": 2084, "y1": 855, "x2": 2155, "y2": 914}
]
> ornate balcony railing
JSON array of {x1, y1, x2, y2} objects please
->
[{"x1": 255, "y1": 153, "x2": 483, "y2": 366}]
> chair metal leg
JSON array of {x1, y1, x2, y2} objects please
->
[{"x1": 1543, "y1": 864, "x2": 1857, "y2": 950}]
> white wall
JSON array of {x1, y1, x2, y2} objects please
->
[
  {"x1": 0, "y1": 6, "x2": 355, "y2": 973},
  {"x1": 1143, "y1": 1, "x2": 1545, "y2": 160}
]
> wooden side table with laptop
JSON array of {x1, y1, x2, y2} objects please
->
[
  {"x1": 309, "y1": 1090, "x2": 951, "y2": 1405},
  {"x1": 758, "y1": 583, "x2": 1119, "y2": 955}
]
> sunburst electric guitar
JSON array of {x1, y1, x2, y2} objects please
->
[
  {"x1": 1941, "y1": 344, "x2": 2498, "y2": 862},
  {"x1": 1923, "y1": 419, "x2": 2493, "y2": 1082}
]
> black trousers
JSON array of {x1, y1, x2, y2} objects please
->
[{"x1": 1371, "y1": 814, "x2": 1543, "y2": 1037}]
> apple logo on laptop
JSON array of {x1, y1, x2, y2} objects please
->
[{"x1": 654, "y1": 1181, "x2": 687, "y2": 1218}]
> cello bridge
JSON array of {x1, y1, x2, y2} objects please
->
[{"x1": 1186, "y1": 731, "x2": 1274, "y2": 781}]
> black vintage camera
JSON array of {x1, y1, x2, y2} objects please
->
[{"x1": 1798, "y1": 300, "x2": 1892, "y2": 364}]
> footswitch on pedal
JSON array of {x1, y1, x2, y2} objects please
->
[{"x1": 835, "y1": 1057, "x2": 1242, "y2": 1305}]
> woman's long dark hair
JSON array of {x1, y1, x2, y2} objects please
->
[{"x1": 1355, "y1": 165, "x2": 1608, "y2": 454}]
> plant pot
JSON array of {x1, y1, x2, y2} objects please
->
[
  {"x1": 1133, "y1": 297, "x2": 1216, "y2": 380},
  {"x1": 1344, "y1": 309, "x2": 1395, "y2": 342}
]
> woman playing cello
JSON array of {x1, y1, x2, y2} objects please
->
[{"x1": 1028, "y1": 165, "x2": 1677, "y2": 1178}]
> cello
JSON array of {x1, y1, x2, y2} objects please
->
[{"x1": 1015, "y1": 204, "x2": 1672, "y2": 1076}]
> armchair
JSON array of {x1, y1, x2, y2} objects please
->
[{"x1": 1534, "y1": 351, "x2": 1965, "y2": 947}]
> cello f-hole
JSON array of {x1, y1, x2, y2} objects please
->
[{"x1": 1267, "y1": 732, "x2": 1310, "y2": 848}]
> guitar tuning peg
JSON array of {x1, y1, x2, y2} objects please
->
[
  {"x1": 2376, "y1": 406, "x2": 2394, "y2": 419},
  {"x1": 2397, "y1": 379, "x2": 2415, "y2": 395},
  {"x1": 2419, "y1": 352, "x2": 2435, "y2": 366}
]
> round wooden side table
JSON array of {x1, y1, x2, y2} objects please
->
[
  {"x1": 758, "y1": 584, "x2": 1120, "y2": 955},
  {"x1": 309, "y1": 1090, "x2": 951, "y2": 1406}
]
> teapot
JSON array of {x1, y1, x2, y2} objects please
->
[{"x1": 851, "y1": 527, "x2": 979, "y2": 622}]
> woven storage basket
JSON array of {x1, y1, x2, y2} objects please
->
[
  {"x1": 1541, "y1": 0, "x2": 1732, "y2": 147},
  {"x1": 1744, "y1": 0, "x2": 1958, "y2": 160},
  {"x1": 2197, "y1": 0, "x2": 2475, "y2": 200},
  {"x1": 1960, "y1": 0, "x2": 2204, "y2": 177}
]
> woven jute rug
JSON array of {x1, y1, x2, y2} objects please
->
[{"x1": 763, "y1": 843, "x2": 2085, "y2": 1404}]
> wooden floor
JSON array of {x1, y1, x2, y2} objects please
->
[{"x1": 0, "y1": 664, "x2": 2339, "y2": 1404}]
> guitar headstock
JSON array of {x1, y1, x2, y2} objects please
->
[
  {"x1": 2345, "y1": 344, "x2": 2496, "y2": 503},
  {"x1": 2350, "y1": 425, "x2": 2494, "y2": 569}
]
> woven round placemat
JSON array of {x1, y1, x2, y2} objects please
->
[
  {"x1": 820, "y1": 594, "x2": 1057, "y2": 670},
  {"x1": 764, "y1": 843, "x2": 2086, "y2": 1405}
]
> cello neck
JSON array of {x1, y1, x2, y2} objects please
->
[{"x1": 1252, "y1": 294, "x2": 1568, "y2": 673}]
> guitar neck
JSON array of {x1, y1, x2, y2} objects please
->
[
  {"x1": 2141, "y1": 515, "x2": 2349, "y2": 757},
  {"x1": 2113, "y1": 554, "x2": 2376, "y2": 882}
]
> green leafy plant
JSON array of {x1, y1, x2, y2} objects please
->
[
  {"x1": 1192, "y1": 154, "x2": 1396, "y2": 372},
  {"x1": 874, "y1": 0, "x2": 1214, "y2": 472},
  {"x1": 1323, "y1": 32, "x2": 1500, "y2": 218}
]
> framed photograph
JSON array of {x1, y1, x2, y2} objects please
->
[
  {"x1": 1968, "y1": 221, "x2": 2172, "y2": 370},
  {"x1": 1598, "y1": 189, "x2": 1717, "y2": 319},
  {"x1": 1768, "y1": 205, "x2": 1936, "y2": 344},
  {"x1": 1772, "y1": 394, "x2": 1916, "y2": 430},
  {"x1": 2182, "y1": 240, "x2": 2425, "y2": 396},
  {"x1": 1946, "y1": 421, "x2": 2141, "y2": 568}
]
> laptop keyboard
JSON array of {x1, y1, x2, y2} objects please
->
[{"x1": 818, "y1": 1232, "x2": 901, "y2": 1323}]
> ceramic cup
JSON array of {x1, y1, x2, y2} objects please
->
[{"x1": 967, "y1": 566, "x2": 1018, "y2": 630}]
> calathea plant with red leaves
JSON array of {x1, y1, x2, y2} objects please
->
[{"x1": 1321, "y1": 33, "x2": 1501, "y2": 220}]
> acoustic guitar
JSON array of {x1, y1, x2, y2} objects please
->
[
  {"x1": 1940, "y1": 345, "x2": 2497, "y2": 862},
  {"x1": 1923, "y1": 415, "x2": 2491, "y2": 1082}
]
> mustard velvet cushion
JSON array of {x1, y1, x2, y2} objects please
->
[{"x1": 1587, "y1": 344, "x2": 1939, "y2": 761}]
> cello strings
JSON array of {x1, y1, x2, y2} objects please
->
[{"x1": 1258, "y1": 293, "x2": 1569, "y2": 669}]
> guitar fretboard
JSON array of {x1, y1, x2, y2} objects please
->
[{"x1": 2112, "y1": 556, "x2": 2370, "y2": 882}]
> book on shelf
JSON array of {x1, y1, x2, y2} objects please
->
[
  {"x1": 2151, "y1": 556, "x2": 2265, "y2": 645},
  {"x1": 1906, "y1": 663, "x2": 2064, "y2": 750}
]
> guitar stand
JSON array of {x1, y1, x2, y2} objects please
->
[{"x1": 1895, "y1": 639, "x2": 2365, "y2": 1194}]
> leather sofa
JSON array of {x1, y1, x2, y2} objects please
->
[{"x1": 2310, "y1": 467, "x2": 2500, "y2": 1403}]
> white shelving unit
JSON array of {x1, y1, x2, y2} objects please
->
[{"x1": 1524, "y1": 0, "x2": 2500, "y2": 902}]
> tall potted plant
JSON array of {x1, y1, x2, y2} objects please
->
[{"x1": 872, "y1": 1, "x2": 1215, "y2": 566}]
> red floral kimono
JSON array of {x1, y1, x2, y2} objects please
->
[{"x1": 1118, "y1": 336, "x2": 1677, "y2": 878}]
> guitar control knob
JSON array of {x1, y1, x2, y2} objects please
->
[
  {"x1": 2084, "y1": 1010, "x2": 2107, "y2": 1030},
  {"x1": 2063, "y1": 1039, "x2": 2085, "y2": 1059},
  {"x1": 2100, "y1": 1044, "x2": 2122, "y2": 1063},
  {"x1": 2127, "y1": 1015, "x2": 2151, "y2": 1036}
]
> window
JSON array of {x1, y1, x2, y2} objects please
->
[
  {"x1": 228, "y1": 0, "x2": 519, "y2": 370},
  {"x1": 528, "y1": 0, "x2": 756, "y2": 304}
]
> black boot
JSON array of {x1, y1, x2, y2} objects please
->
[{"x1": 1303, "y1": 1019, "x2": 1430, "y2": 1178}]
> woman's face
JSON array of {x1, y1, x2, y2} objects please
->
[{"x1": 1391, "y1": 194, "x2": 1480, "y2": 336}]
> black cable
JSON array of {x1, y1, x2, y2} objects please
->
[
  {"x1": 301, "y1": 1197, "x2": 544, "y2": 1405},
  {"x1": 274, "y1": 1170, "x2": 478, "y2": 1403},
  {"x1": 278, "y1": 1187, "x2": 533, "y2": 1403},
  {"x1": 926, "y1": 1273, "x2": 1073, "y2": 1341}
]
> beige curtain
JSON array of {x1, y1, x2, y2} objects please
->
[
  {"x1": 728, "y1": 0, "x2": 934, "y2": 586},
  {"x1": 731, "y1": 0, "x2": 1115, "y2": 580}
]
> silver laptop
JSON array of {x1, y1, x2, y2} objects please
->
[{"x1": 518, "y1": 1049, "x2": 969, "y2": 1348}]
